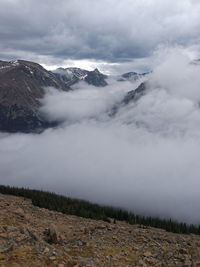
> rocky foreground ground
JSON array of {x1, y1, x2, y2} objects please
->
[{"x1": 0, "y1": 193, "x2": 200, "y2": 266}]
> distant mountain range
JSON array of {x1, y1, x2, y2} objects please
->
[
  {"x1": 54, "y1": 67, "x2": 108, "y2": 87},
  {"x1": 0, "y1": 59, "x2": 147, "y2": 132}
]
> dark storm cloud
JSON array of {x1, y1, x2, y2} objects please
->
[{"x1": 0, "y1": 0, "x2": 200, "y2": 65}]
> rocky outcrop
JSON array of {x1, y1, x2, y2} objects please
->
[
  {"x1": 122, "y1": 82, "x2": 147, "y2": 104},
  {"x1": 110, "y1": 82, "x2": 148, "y2": 116},
  {"x1": 84, "y1": 68, "x2": 108, "y2": 87},
  {"x1": 119, "y1": 72, "x2": 149, "y2": 82},
  {"x1": 1, "y1": 193, "x2": 200, "y2": 266}
]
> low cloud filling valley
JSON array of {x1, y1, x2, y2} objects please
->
[{"x1": 1, "y1": 49, "x2": 200, "y2": 224}]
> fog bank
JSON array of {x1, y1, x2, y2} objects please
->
[{"x1": 1, "y1": 49, "x2": 200, "y2": 224}]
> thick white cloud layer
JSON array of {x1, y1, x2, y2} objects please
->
[
  {"x1": 40, "y1": 78, "x2": 141, "y2": 122},
  {"x1": 1, "y1": 49, "x2": 200, "y2": 224}
]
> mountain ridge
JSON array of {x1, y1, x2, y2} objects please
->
[{"x1": 0, "y1": 59, "x2": 147, "y2": 133}]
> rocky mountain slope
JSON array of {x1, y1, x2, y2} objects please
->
[
  {"x1": 53, "y1": 67, "x2": 89, "y2": 87},
  {"x1": 0, "y1": 60, "x2": 69, "y2": 132},
  {"x1": 84, "y1": 68, "x2": 107, "y2": 87},
  {"x1": 0, "y1": 192, "x2": 200, "y2": 266},
  {"x1": 0, "y1": 60, "x2": 110, "y2": 132},
  {"x1": 0, "y1": 59, "x2": 147, "y2": 133},
  {"x1": 53, "y1": 67, "x2": 108, "y2": 87},
  {"x1": 109, "y1": 82, "x2": 147, "y2": 116},
  {"x1": 122, "y1": 82, "x2": 147, "y2": 105}
]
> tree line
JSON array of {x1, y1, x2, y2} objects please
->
[{"x1": 0, "y1": 184, "x2": 199, "y2": 235}]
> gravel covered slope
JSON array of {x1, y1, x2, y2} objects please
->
[{"x1": 1, "y1": 193, "x2": 200, "y2": 266}]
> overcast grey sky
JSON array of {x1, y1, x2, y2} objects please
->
[{"x1": 1, "y1": 0, "x2": 200, "y2": 73}]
